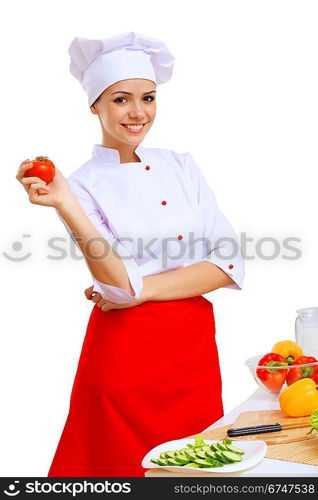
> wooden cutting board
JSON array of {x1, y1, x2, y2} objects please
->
[{"x1": 228, "y1": 410, "x2": 314, "y2": 444}]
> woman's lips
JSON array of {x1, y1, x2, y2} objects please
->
[{"x1": 121, "y1": 123, "x2": 146, "y2": 134}]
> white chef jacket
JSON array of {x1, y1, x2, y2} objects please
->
[{"x1": 56, "y1": 143, "x2": 245, "y2": 304}]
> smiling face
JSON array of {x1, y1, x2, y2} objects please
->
[{"x1": 90, "y1": 78, "x2": 157, "y2": 157}]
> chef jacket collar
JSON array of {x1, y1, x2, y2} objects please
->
[{"x1": 92, "y1": 143, "x2": 145, "y2": 165}]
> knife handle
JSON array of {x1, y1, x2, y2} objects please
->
[{"x1": 227, "y1": 423, "x2": 282, "y2": 437}]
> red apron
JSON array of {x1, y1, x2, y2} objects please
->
[{"x1": 47, "y1": 295, "x2": 223, "y2": 477}]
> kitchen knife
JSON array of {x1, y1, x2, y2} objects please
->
[{"x1": 227, "y1": 421, "x2": 311, "y2": 437}]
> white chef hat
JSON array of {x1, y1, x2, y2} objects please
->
[{"x1": 68, "y1": 31, "x2": 175, "y2": 107}]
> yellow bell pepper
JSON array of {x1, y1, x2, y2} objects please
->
[
  {"x1": 271, "y1": 340, "x2": 303, "y2": 365},
  {"x1": 279, "y1": 378, "x2": 318, "y2": 417}
]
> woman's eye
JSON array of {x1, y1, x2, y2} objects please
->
[{"x1": 114, "y1": 96, "x2": 155, "y2": 103}]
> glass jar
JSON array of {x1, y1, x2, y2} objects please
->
[{"x1": 295, "y1": 307, "x2": 318, "y2": 358}]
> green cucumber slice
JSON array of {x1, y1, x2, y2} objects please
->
[
  {"x1": 211, "y1": 444, "x2": 221, "y2": 452},
  {"x1": 179, "y1": 448, "x2": 190, "y2": 456},
  {"x1": 216, "y1": 443, "x2": 228, "y2": 451},
  {"x1": 214, "y1": 451, "x2": 231, "y2": 463},
  {"x1": 166, "y1": 458, "x2": 180, "y2": 466},
  {"x1": 221, "y1": 451, "x2": 242, "y2": 463},
  {"x1": 205, "y1": 458, "x2": 224, "y2": 467},
  {"x1": 157, "y1": 458, "x2": 168, "y2": 466},
  {"x1": 187, "y1": 451, "x2": 198, "y2": 461},
  {"x1": 194, "y1": 459, "x2": 218, "y2": 468},
  {"x1": 224, "y1": 443, "x2": 245, "y2": 455},
  {"x1": 175, "y1": 456, "x2": 190, "y2": 465}
]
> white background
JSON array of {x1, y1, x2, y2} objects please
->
[{"x1": 1, "y1": 0, "x2": 318, "y2": 476}]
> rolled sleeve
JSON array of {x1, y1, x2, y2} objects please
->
[
  {"x1": 183, "y1": 152, "x2": 245, "y2": 290},
  {"x1": 90, "y1": 242, "x2": 144, "y2": 304},
  {"x1": 202, "y1": 209, "x2": 245, "y2": 290},
  {"x1": 56, "y1": 176, "x2": 144, "y2": 303}
]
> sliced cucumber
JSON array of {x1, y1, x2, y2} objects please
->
[
  {"x1": 214, "y1": 451, "x2": 231, "y2": 463},
  {"x1": 211, "y1": 444, "x2": 221, "y2": 453},
  {"x1": 179, "y1": 448, "x2": 190, "y2": 456},
  {"x1": 216, "y1": 443, "x2": 228, "y2": 451},
  {"x1": 150, "y1": 437, "x2": 245, "y2": 469},
  {"x1": 194, "y1": 459, "x2": 217, "y2": 468},
  {"x1": 224, "y1": 443, "x2": 245, "y2": 455},
  {"x1": 166, "y1": 458, "x2": 180, "y2": 466},
  {"x1": 201, "y1": 445, "x2": 211, "y2": 451},
  {"x1": 175, "y1": 456, "x2": 190, "y2": 465},
  {"x1": 205, "y1": 458, "x2": 224, "y2": 467},
  {"x1": 157, "y1": 458, "x2": 169, "y2": 466},
  {"x1": 183, "y1": 449, "x2": 194, "y2": 456},
  {"x1": 221, "y1": 451, "x2": 242, "y2": 463},
  {"x1": 187, "y1": 451, "x2": 198, "y2": 461}
]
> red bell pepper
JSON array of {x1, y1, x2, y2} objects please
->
[
  {"x1": 286, "y1": 355, "x2": 318, "y2": 386},
  {"x1": 256, "y1": 353, "x2": 288, "y2": 393}
]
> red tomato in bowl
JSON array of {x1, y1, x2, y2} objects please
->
[{"x1": 25, "y1": 156, "x2": 55, "y2": 183}]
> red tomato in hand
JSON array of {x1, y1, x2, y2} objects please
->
[{"x1": 25, "y1": 156, "x2": 55, "y2": 183}]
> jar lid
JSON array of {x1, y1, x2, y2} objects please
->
[{"x1": 296, "y1": 307, "x2": 318, "y2": 315}]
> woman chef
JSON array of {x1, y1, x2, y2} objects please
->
[{"x1": 16, "y1": 32, "x2": 244, "y2": 477}]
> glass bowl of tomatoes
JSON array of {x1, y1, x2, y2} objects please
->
[{"x1": 245, "y1": 353, "x2": 318, "y2": 395}]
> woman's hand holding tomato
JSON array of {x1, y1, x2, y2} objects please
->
[
  {"x1": 25, "y1": 156, "x2": 55, "y2": 184},
  {"x1": 16, "y1": 158, "x2": 73, "y2": 209}
]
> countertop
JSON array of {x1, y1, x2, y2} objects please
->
[{"x1": 145, "y1": 388, "x2": 318, "y2": 477}]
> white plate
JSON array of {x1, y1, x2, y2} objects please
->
[{"x1": 142, "y1": 438, "x2": 267, "y2": 474}]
